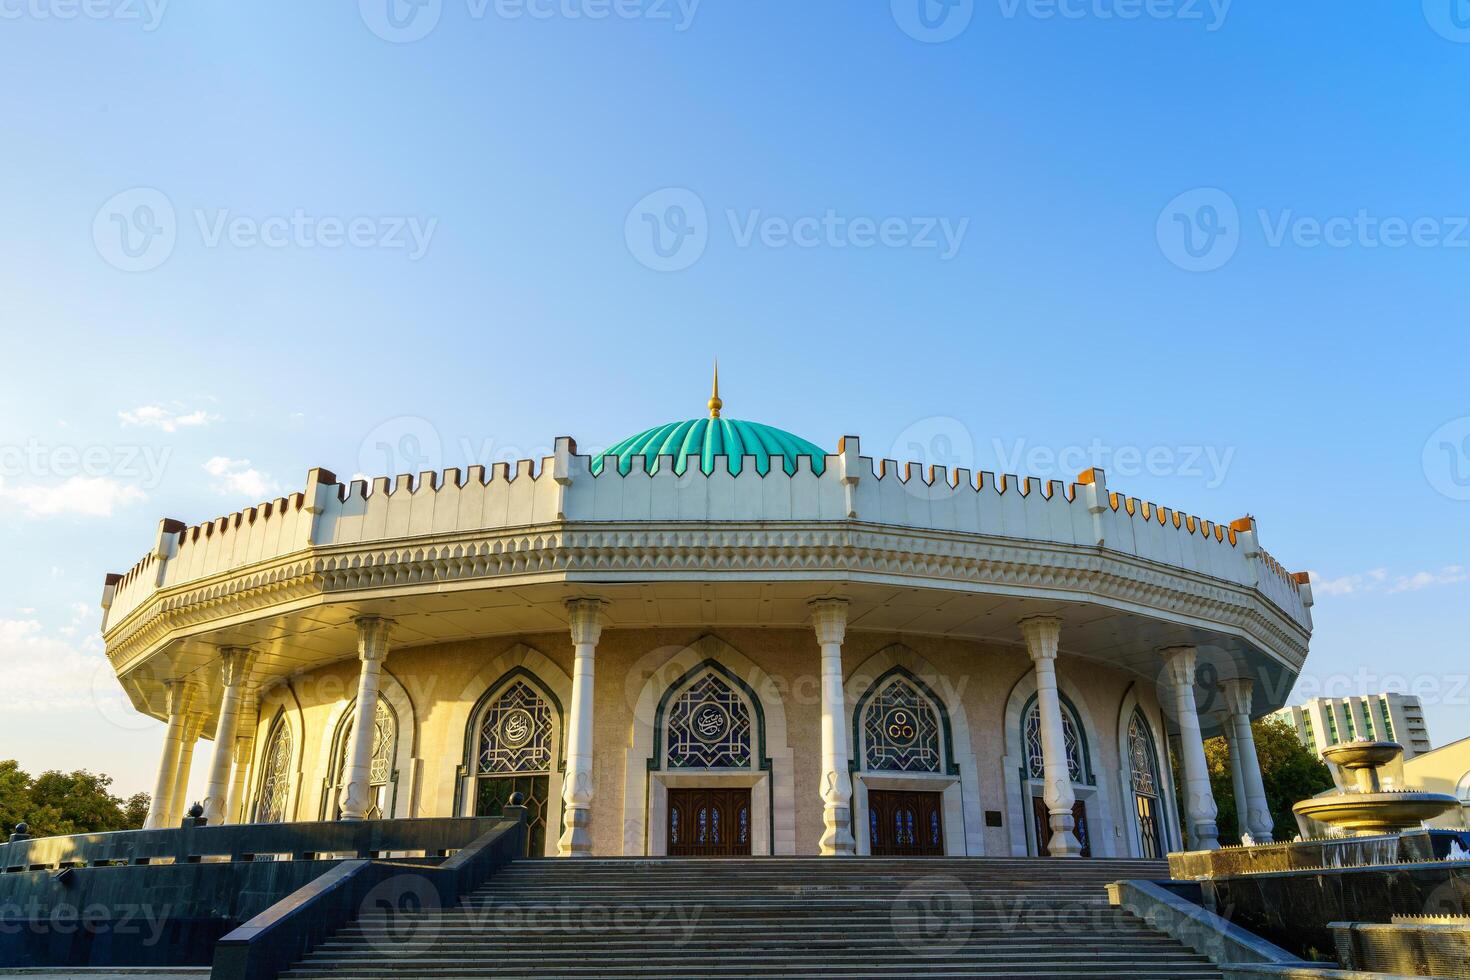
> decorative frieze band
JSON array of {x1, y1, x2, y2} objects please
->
[{"x1": 104, "y1": 520, "x2": 1311, "y2": 676}]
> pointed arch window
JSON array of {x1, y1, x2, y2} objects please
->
[
  {"x1": 478, "y1": 681, "x2": 553, "y2": 775},
  {"x1": 254, "y1": 714, "x2": 292, "y2": 823},
  {"x1": 1024, "y1": 701, "x2": 1085, "y2": 783},
  {"x1": 861, "y1": 677, "x2": 942, "y2": 773},
  {"x1": 1127, "y1": 707, "x2": 1165, "y2": 859},
  {"x1": 665, "y1": 672, "x2": 752, "y2": 770}
]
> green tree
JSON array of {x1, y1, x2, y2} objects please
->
[
  {"x1": 0, "y1": 760, "x2": 150, "y2": 838},
  {"x1": 1204, "y1": 717, "x2": 1334, "y2": 843}
]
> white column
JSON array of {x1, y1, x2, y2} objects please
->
[
  {"x1": 226, "y1": 732, "x2": 255, "y2": 824},
  {"x1": 559, "y1": 598, "x2": 606, "y2": 856},
  {"x1": 1222, "y1": 720, "x2": 1249, "y2": 841},
  {"x1": 201, "y1": 647, "x2": 256, "y2": 824},
  {"x1": 339, "y1": 616, "x2": 393, "y2": 821},
  {"x1": 145, "y1": 680, "x2": 196, "y2": 829},
  {"x1": 1220, "y1": 678, "x2": 1274, "y2": 843},
  {"x1": 1160, "y1": 646, "x2": 1219, "y2": 850},
  {"x1": 810, "y1": 598, "x2": 855, "y2": 857},
  {"x1": 168, "y1": 710, "x2": 207, "y2": 827},
  {"x1": 1019, "y1": 617, "x2": 1083, "y2": 858}
]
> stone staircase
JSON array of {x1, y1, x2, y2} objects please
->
[{"x1": 280, "y1": 857, "x2": 1221, "y2": 979}]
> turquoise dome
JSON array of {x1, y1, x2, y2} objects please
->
[{"x1": 592, "y1": 417, "x2": 828, "y2": 477}]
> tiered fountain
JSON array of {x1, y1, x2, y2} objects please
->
[
  {"x1": 1293, "y1": 740, "x2": 1460, "y2": 836},
  {"x1": 1171, "y1": 740, "x2": 1466, "y2": 879}
]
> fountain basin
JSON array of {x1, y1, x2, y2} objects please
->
[{"x1": 1292, "y1": 791, "x2": 1460, "y2": 836}]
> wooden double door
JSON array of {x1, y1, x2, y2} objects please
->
[
  {"x1": 667, "y1": 787, "x2": 752, "y2": 856},
  {"x1": 868, "y1": 789, "x2": 945, "y2": 856}
]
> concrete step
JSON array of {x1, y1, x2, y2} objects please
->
[{"x1": 275, "y1": 857, "x2": 1217, "y2": 980}]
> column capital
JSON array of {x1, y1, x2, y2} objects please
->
[
  {"x1": 1218, "y1": 677, "x2": 1255, "y2": 717},
  {"x1": 217, "y1": 647, "x2": 257, "y2": 688},
  {"x1": 354, "y1": 616, "x2": 394, "y2": 662},
  {"x1": 1159, "y1": 645, "x2": 1198, "y2": 685},
  {"x1": 162, "y1": 677, "x2": 200, "y2": 718},
  {"x1": 182, "y1": 709, "x2": 209, "y2": 742},
  {"x1": 809, "y1": 598, "x2": 849, "y2": 646},
  {"x1": 1018, "y1": 616, "x2": 1062, "y2": 662},
  {"x1": 565, "y1": 597, "x2": 607, "y2": 646}
]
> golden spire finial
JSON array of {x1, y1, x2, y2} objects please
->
[{"x1": 708, "y1": 360, "x2": 723, "y2": 419}]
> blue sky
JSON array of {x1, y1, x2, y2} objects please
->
[{"x1": 2, "y1": 1, "x2": 1468, "y2": 799}]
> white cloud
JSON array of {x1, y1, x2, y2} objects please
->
[
  {"x1": 1389, "y1": 565, "x2": 1467, "y2": 594},
  {"x1": 1310, "y1": 566, "x2": 1467, "y2": 598},
  {"x1": 203, "y1": 456, "x2": 276, "y2": 499},
  {"x1": 0, "y1": 475, "x2": 146, "y2": 517},
  {"x1": 0, "y1": 618, "x2": 106, "y2": 712},
  {"x1": 119, "y1": 404, "x2": 220, "y2": 432}
]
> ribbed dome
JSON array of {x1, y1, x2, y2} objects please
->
[{"x1": 591, "y1": 417, "x2": 828, "y2": 477}]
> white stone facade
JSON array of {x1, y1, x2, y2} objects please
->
[{"x1": 100, "y1": 431, "x2": 1312, "y2": 857}]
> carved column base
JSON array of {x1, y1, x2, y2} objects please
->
[
  {"x1": 820, "y1": 803, "x2": 855, "y2": 856},
  {"x1": 558, "y1": 806, "x2": 592, "y2": 856},
  {"x1": 1047, "y1": 810, "x2": 1084, "y2": 858}
]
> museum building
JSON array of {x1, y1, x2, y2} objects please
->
[{"x1": 99, "y1": 385, "x2": 1314, "y2": 862}]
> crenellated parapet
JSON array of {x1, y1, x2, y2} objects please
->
[{"x1": 101, "y1": 435, "x2": 1313, "y2": 648}]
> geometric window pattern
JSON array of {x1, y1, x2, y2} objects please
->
[
  {"x1": 862, "y1": 677, "x2": 942, "y2": 773},
  {"x1": 1127, "y1": 709, "x2": 1160, "y2": 798},
  {"x1": 255, "y1": 716, "x2": 292, "y2": 823},
  {"x1": 1024, "y1": 701, "x2": 1084, "y2": 782},
  {"x1": 478, "y1": 681, "x2": 553, "y2": 775},
  {"x1": 333, "y1": 701, "x2": 397, "y2": 819},
  {"x1": 665, "y1": 673, "x2": 752, "y2": 770}
]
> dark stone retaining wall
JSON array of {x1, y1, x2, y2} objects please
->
[
  {"x1": 0, "y1": 816, "x2": 505, "y2": 969},
  {"x1": 1201, "y1": 861, "x2": 1470, "y2": 962}
]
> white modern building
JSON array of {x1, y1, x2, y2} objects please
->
[{"x1": 1271, "y1": 694, "x2": 1432, "y2": 761}]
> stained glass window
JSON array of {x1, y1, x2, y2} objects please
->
[
  {"x1": 255, "y1": 716, "x2": 292, "y2": 823},
  {"x1": 665, "y1": 673, "x2": 752, "y2": 769},
  {"x1": 862, "y1": 677, "x2": 941, "y2": 773},
  {"x1": 333, "y1": 701, "x2": 397, "y2": 819},
  {"x1": 478, "y1": 681, "x2": 553, "y2": 775},
  {"x1": 1128, "y1": 709, "x2": 1159, "y2": 797},
  {"x1": 1024, "y1": 701, "x2": 1084, "y2": 782}
]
